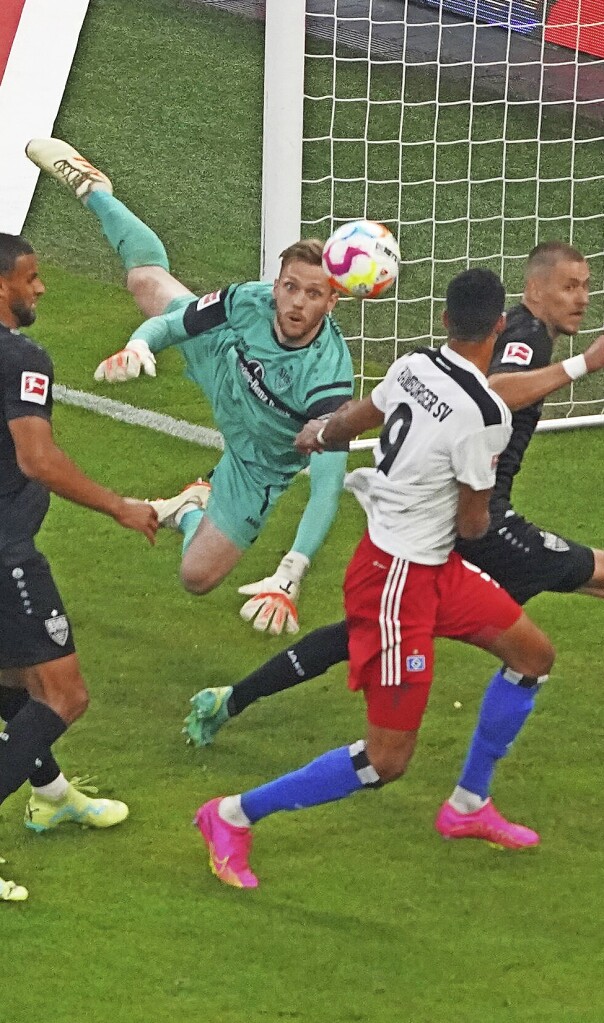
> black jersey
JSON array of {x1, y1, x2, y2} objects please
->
[
  {"x1": 0, "y1": 324, "x2": 53, "y2": 553},
  {"x1": 487, "y1": 304, "x2": 553, "y2": 516}
]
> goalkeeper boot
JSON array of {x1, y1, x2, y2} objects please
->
[
  {"x1": 0, "y1": 859, "x2": 28, "y2": 902},
  {"x1": 24, "y1": 778, "x2": 129, "y2": 833},
  {"x1": 183, "y1": 686, "x2": 233, "y2": 747},
  {"x1": 148, "y1": 479, "x2": 211, "y2": 530},
  {"x1": 25, "y1": 138, "x2": 113, "y2": 199},
  {"x1": 195, "y1": 798, "x2": 258, "y2": 889},
  {"x1": 435, "y1": 798, "x2": 539, "y2": 850}
]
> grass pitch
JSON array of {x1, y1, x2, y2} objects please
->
[{"x1": 4, "y1": 1, "x2": 604, "y2": 1021}]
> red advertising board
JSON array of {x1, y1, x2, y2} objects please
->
[
  {"x1": 545, "y1": 0, "x2": 604, "y2": 58},
  {"x1": 0, "y1": 0, "x2": 26, "y2": 85}
]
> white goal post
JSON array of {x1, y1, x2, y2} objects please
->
[{"x1": 261, "y1": 0, "x2": 604, "y2": 438}]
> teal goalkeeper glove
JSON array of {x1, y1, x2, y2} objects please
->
[{"x1": 238, "y1": 551, "x2": 310, "y2": 636}]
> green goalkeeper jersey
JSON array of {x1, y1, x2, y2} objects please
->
[{"x1": 132, "y1": 281, "x2": 354, "y2": 478}]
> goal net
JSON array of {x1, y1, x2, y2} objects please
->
[{"x1": 262, "y1": 0, "x2": 604, "y2": 431}]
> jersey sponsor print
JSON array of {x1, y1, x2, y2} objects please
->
[{"x1": 346, "y1": 344, "x2": 511, "y2": 565}]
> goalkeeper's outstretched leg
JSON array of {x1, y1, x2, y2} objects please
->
[
  {"x1": 26, "y1": 138, "x2": 354, "y2": 640},
  {"x1": 26, "y1": 137, "x2": 192, "y2": 318}
]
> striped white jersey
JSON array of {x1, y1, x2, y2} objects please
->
[{"x1": 346, "y1": 344, "x2": 512, "y2": 564}]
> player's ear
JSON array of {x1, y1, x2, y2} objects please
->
[
  {"x1": 495, "y1": 312, "x2": 506, "y2": 335},
  {"x1": 442, "y1": 309, "x2": 449, "y2": 330},
  {"x1": 523, "y1": 272, "x2": 539, "y2": 306}
]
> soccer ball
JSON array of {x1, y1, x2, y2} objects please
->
[{"x1": 322, "y1": 220, "x2": 401, "y2": 299}]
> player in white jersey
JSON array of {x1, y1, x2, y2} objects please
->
[
  {"x1": 345, "y1": 345, "x2": 511, "y2": 564},
  {"x1": 193, "y1": 269, "x2": 555, "y2": 889}
]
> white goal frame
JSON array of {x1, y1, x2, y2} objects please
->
[{"x1": 261, "y1": 0, "x2": 604, "y2": 441}]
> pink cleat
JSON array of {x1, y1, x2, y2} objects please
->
[
  {"x1": 195, "y1": 798, "x2": 258, "y2": 889},
  {"x1": 435, "y1": 798, "x2": 540, "y2": 849}
]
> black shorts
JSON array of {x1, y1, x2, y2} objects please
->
[
  {"x1": 0, "y1": 550, "x2": 76, "y2": 669},
  {"x1": 455, "y1": 512, "x2": 595, "y2": 606}
]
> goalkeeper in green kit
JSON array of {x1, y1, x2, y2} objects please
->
[{"x1": 27, "y1": 139, "x2": 353, "y2": 635}]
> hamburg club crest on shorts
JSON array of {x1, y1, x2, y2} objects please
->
[
  {"x1": 44, "y1": 612, "x2": 70, "y2": 646},
  {"x1": 406, "y1": 653, "x2": 426, "y2": 672}
]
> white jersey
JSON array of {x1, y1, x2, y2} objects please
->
[{"x1": 346, "y1": 344, "x2": 512, "y2": 564}]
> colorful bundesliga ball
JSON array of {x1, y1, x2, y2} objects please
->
[{"x1": 322, "y1": 219, "x2": 401, "y2": 299}]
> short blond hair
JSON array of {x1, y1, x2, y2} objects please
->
[{"x1": 279, "y1": 239, "x2": 324, "y2": 274}]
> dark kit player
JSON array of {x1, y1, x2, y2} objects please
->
[{"x1": 0, "y1": 234, "x2": 157, "y2": 901}]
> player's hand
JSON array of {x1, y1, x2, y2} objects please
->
[
  {"x1": 583, "y1": 333, "x2": 604, "y2": 374},
  {"x1": 114, "y1": 497, "x2": 158, "y2": 544},
  {"x1": 295, "y1": 419, "x2": 325, "y2": 455},
  {"x1": 238, "y1": 551, "x2": 310, "y2": 635},
  {"x1": 94, "y1": 339, "x2": 156, "y2": 383}
]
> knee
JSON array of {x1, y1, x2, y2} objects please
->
[
  {"x1": 45, "y1": 672, "x2": 89, "y2": 724},
  {"x1": 179, "y1": 563, "x2": 214, "y2": 596},
  {"x1": 526, "y1": 637, "x2": 556, "y2": 679},
  {"x1": 48, "y1": 682, "x2": 89, "y2": 725},
  {"x1": 365, "y1": 734, "x2": 418, "y2": 784}
]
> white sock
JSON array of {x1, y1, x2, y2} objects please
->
[
  {"x1": 218, "y1": 795, "x2": 251, "y2": 829},
  {"x1": 448, "y1": 785, "x2": 488, "y2": 814},
  {"x1": 32, "y1": 773, "x2": 69, "y2": 801}
]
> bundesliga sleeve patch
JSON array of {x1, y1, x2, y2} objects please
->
[
  {"x1": 183, "y1": 289, "x2": 228, "y2": 336},
  {"x1": 20, "y1": 371, "x2": 50, "y2": 405},
  {"x1": 500, "y1": 341, "x2": 533, "y2": 366},
  {"x1": 197, "y1": 290, "x2": 221, "y2": 310}
]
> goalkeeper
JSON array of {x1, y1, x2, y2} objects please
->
[{"x1": 27, "y1": 139, "x2": 354, "y2": 636}]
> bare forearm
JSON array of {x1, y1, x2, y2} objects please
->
[
  {"x1": 20, "y1": 445, "x2": 122, "y2": 518},
  {"x1": 489, "y1": 363, "x2": 575, "y2": 411},
  {"x1": 456, "y1": 510, "x2": 490, "y2": 539},
  {"x1": 321, "y1": 398, "x2": 382, "y2": 447}
]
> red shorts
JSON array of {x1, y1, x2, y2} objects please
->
[{"x1": 344, "y1": 532, "x2": 522, "y2": 732}]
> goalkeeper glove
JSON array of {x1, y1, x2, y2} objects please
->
[
  {"x1": 238, "y1": 551, "x2": 310, "y2": 636},
  {"x1": 94, "y1": 338, "x2": 156, "y2": 383}
]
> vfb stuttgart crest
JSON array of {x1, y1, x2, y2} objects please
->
[{"x1": 44, "y1": 613, "x2": 70, "y2": 646}]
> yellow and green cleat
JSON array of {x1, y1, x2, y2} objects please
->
[{"x1": 24, "y1": 778, "x2": 129, "y2": 833}]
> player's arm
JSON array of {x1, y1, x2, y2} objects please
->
[
  {"x1": 9, "y1": 416, "x2": 157, "y2": 542},
  {"x1": 489, "y1": 333, "x2": 604, "y2": 411},
  {"x1": 291, "y1": 449, "x2": 348, "y2": 559},
  {"x1": 452, "y1": 415, "x2": 512, "y2": 540},
  {"x1": 456, "y1": 484, "x2": 492, "y2": 539},
  {"x1": 94, "y1": 288, "x2": 233, "y2": 383},
  {"x1": 295, "y1": 395, "x2": 384, "y2": 454},
  {"x1": 241, "y1": 384, "x2": 354, "y2": 634},
  {"x1": 238, "y1": 451, "x2": 348, "y2": 636}
]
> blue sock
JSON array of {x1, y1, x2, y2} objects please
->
[
  {"x1": 459, "y1": 669, "x2": 539, "y2": 799},
  {"x1": 241, "y1": 744, "x2": 374, "y2": 824},
  {"x1": 85, "y1": 191, "x2": 169, "y2": 271},
  {"x1": 179, "y1": 508, "x2": 203, "y2": 553}
]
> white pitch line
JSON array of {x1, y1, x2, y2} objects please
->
[
  {"x1": 54, "y1": 384, "x2": 604, "y2": 461},
  {"x1": 53, "y1": 385, "x2": 224, "y2": 450}
]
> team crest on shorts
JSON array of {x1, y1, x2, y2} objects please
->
[
  {"x1": 406, "y1": 654, "x2": 426, "y2": 672},
  {"x1": 44, "y1": 614, "x2": 70, "y2": 646}
]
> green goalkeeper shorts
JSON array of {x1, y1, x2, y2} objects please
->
[
  {"x1": 163, "y1": 297, "x2": 292, "y2": 549},
  {"x1": 205, "y1": 448, "x2": 290, "y2": 550}
]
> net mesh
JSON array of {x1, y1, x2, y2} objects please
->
[{"x1": 301, "y1": 0, "x2": 604, "y2": 419}]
